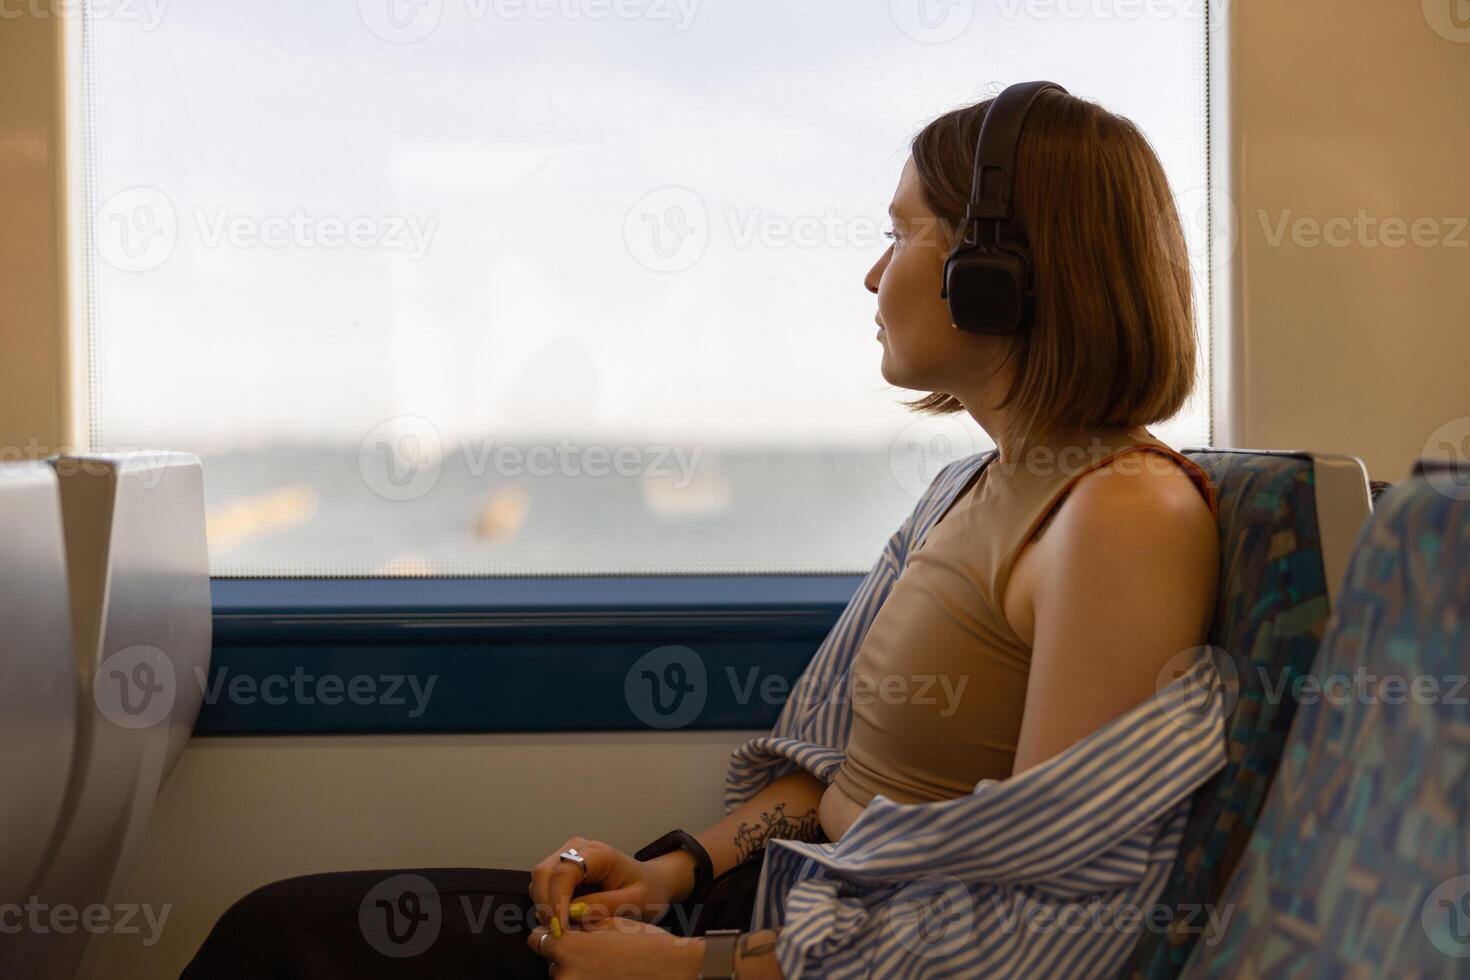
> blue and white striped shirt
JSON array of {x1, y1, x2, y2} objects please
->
[{"x1": 723, "y1": 452, "x2": 1228, "y2": 978}]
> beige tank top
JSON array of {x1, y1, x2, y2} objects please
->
[{"x1": 829, "y1": 429, "x2": 1217, "y2": 807}]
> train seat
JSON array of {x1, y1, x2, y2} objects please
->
[
  {"x1": 8, "y1": 453, "x2": 212, "y2": 980},
  {"x1": 1180, "y1": 460, "x2": 1470, "y2": 974},
  {"x1": 1127, "y1": 449, "x2": 1373, "y2": 977},
  {"x1": 0, "y1": 462, "x2": 78, "y2": 913}
]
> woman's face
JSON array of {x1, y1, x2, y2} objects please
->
[{"x1": 865, "y1": 156, "x2": 1012, "y2": 403}]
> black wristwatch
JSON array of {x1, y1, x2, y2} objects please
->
[{"x1": 633, "y1": 828, "x2": 714, "y2": 900}]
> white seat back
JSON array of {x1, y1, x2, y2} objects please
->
[
  {"x1": 0, "y1": 462, "x2": 77, "y2": 909},
  {"x1": 1310, "y1": 453, "x2": 1375, "y2": 608},
  {"x1": 11, "y1": 452, "x2": 211, "y2": 980}
]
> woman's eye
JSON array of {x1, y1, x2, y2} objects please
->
[{"x1": 883, "y1": 228, "x2": 898, "y2": 243}]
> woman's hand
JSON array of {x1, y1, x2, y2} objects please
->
[
  {"x1": 527, "y1": 916, "x2": 703, "y2": 980},
  {"x1": 529, "y1": 836, "x2": 692, "y2": 937}
]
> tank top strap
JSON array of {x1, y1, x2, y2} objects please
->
[{"x1": 958, "y1": 431, "x2": 1218, "y2": 613}]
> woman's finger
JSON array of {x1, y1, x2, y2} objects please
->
[
  {"x1": 545, "y1": 859, "x2": 591, "y2": 934},
  {"x1": 526, "y1": 924, "x2": 559, "y2": 962},
  {"x1": 529, "y1": 836, "x2": 589, "y2": 925},
  {"x1": 545, "y1": 840, "x2": 612, "y2": 934},
  {"x1": 567, "y1": 887, "x2": 645, "y2": 924},
  {"x1": 572, "y1": 914, "x2": 620, "y2": 931}
]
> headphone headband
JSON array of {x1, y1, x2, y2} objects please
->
[{"x1": 964, "y1": 80, "x2": 1067, "y2": 229}]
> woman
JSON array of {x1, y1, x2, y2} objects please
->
[{"x1": 182, "y1": 84, "x2": 1220, "y2": 979}]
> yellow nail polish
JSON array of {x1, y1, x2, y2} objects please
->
[
  {"x1": 550, "y1": 916, "x2": 563, "y2": 938},
  {"x1": 569, "y1": 902, "x2": 588, "y2": 918}
]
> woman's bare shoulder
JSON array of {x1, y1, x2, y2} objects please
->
[{"x1": 1063, "y1": 450, "x2": 1214, "y2": 537}]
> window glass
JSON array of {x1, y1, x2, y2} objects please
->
[{"x1": 80, "y1": 0, "x2": 1214, "y2": 574}]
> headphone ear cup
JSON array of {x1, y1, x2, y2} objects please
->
[{"x1": 944, "y1": 245, "x2": 1033, "y2": 335}]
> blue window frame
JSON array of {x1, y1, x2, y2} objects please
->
[{"x1": 201, "y1": 575, "x2": 862, "y2": 735}]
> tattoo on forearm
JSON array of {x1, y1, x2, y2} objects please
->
[
  {"x1": 738, "y1": 931, "x2": 778, "y2": 959},
  {"x1": 733, "y1": 803, "x2": 821, "y2": 863}
]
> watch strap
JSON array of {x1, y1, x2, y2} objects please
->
[
  {"x1": 633, "y1": 828, "x2": 714, "y2": 899},
  {"x1": 699, "y1": 928, "x2": 742, "y2": 980}
]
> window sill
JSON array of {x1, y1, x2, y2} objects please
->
[{"x1": 199, "y1": 575, "x2": 861, "y2": 736}]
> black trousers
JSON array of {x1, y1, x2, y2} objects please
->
[{"x1": 180, "y1": 858, "x2": 765, "y2": 979}]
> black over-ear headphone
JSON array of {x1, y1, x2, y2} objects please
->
[{"x1": 941, "y1": 80, "x2": 1067, "y2": 335}]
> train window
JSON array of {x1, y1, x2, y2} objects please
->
[{"x1": 78, "y1": 0, "x2": 1216, "y2": 575}]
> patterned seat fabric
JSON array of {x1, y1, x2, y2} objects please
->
[
  {"x1": 1179, "y1": 471, "x2": 1470, "y2": 976},
  {"x1": 1127, "y1": 451, "x2": 1335, "y2": 978}
]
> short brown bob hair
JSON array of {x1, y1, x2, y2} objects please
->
[{"x1": 905, "y1": 89, "x2": 1196, "y2": 441}]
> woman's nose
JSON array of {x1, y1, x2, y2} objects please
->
[{"x1": 864, "y1": 251, "x2": 888, "y2": 294}]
